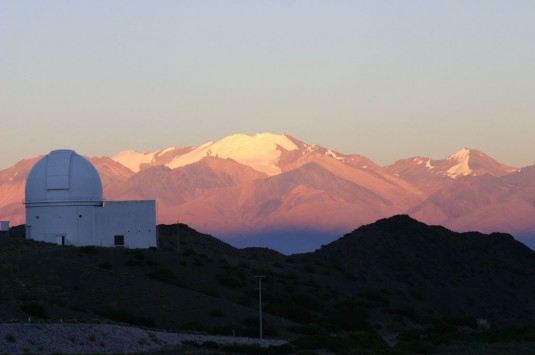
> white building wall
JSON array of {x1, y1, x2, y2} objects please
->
[
  {"x1": 0, "y1": 221, "x2": 9, "y2": 231},
  {"x1": 95, "y1": 200, "x2": 156, "y2": 248},
  {"x1": 26, "y1": 205, "x2": 96, "y2": 246},
  {"x1": 26, "y1": 202, "x2": 156, "y2": 248},
  {"x1": 0, "y1": 221, "x2": 9, "y2": 236}
]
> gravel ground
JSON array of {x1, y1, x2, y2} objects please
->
[{"x1": 0, "y1": 323, "x2": 288, "y2": 354}]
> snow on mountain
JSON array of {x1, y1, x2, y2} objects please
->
[
  {"x1": 445, "y1": 148, "x2": 473, "y2": 178},
  {"x1": 4, "y1": 134, "x2": 534, "y2": 253},
  {"x1": 112, "y1": 150, "x2": 158, "y2": 173},
  {"x1": 112, "y1": 133, "x2": 299, "y2": 176},
  {"x1": 386, "y1": 148, "x2": 518, "y2": 180},
  {"x1": 112, "y1": 133, "x2": 388, "y2": 176},
  {"x1": 167, "y1": 133, "x2": 298, "y2": 175}
]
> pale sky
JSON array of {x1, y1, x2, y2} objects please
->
[{"x1": 1, "y1": 1, "x2": 534, "y2": 170}]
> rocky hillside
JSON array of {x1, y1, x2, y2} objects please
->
[
  {"x1": 2, "y1": 216, "x2": 535, "y2": 353},
  {"x1": 316, "y1": 215, "x2": 535, "y2": 325}
]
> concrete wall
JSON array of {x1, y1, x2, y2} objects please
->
[
  {"x1": 0, "y1": 221, "x2": 9, "y2": 231},
  {"x1": 26, "y1": 205, "x2": 96, "y2": 246},
  {"x1": 95, "y1": 200, "x2": 157, "y2": 248},
  {"x1": 0, "y1": 221, "x2": 9, "y2": 236},
  {"x1": 26, "y1": 200, "x2": 156, "y2": 249}
]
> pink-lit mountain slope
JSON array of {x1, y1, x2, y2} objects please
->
[
  {"x1": 109, "y1": 134, "x2": 424, "y2": 237},
  {"x1": 384, "y1": 148, "x2": 519, "y2": 196},
  {"x1": 409, "y1": 164, "x2": 535, "y2": 238},
  {"x1": 0, "y1": 133, "x2": 533, "y2": 253},
  {"x1": 0, "y1": 157, "x2": 41, "y2": 225},
  {"x1": 111, "y1": 157, "x2": 419, "y2": 237}
]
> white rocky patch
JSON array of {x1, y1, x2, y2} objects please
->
[{"x1": 326, "y1": 149, "x2": 344, "y2": 161}]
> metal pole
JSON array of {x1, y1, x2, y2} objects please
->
[{"x1": 254, "y1": 275, "x2": 265, "y2": 340}]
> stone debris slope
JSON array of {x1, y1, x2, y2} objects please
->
[{"x1": 0, "y1": 323, "x2": 287, "y2": 354}]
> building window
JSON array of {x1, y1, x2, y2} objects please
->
[{"x1": 114, "y1": 235, "x2": 125, "y2": 247}]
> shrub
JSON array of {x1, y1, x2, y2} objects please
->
[
  {"x1": 147, "y1": 268, "x2": 175, "y2": 283},
  {"x1": 133, "y1": 251, "x2": 145, "y2": 260},
  {"x1": 209, "y1": 309, "x2": 224, "y2": 318},
  {"x1": 288, "y1": 324, "x2": 327, "y2": 336},
  {"x1": 395, "y1": 339, "x2": 436, "y2": 353},
  {"x1": 182, "y1": 339, "x2": 200, "y2": 347},
  {"x1": 18, "y1": 292, "x2": 37, "y2": 302},
  {"x1": 193, "y1": 258, "x2": 205, "y2": 267},
  {"x1": 95, "y1": 308, "x2": 155, "y2": 327},
  {"x1": 264, "y1": 302, "x2": 317, "y2": 324},
  {"x1": 389, "y1": 305, "x2": 424, "y2": 322},
  {"x1": 181, "y1": 321, "x2": 210, "y2": 333},
  {"x1": 324, "y1": 300, "x2": 369, "y2": 331},
  {"x1": 304, "y1": 265, "x2": 315, "y2": 273},
  {"x1": 345, "y1": 272, "x2": 357, "y2": 281},
  {"x1": 237, "y1": 294, "x2": 252, "y2": 307},
  {"x1": 49, "y1": 298, "x2": 66, "y2": 307},
  {"x1": 148, "y1": 332, "x2": 162, "y2": 344},
  {"x1": 182, "y1": 248, "x2": 197, "y2": 256},
  {"x1": 244, "y1": 316, "x2": 278, "y2": 337},
  {"x1": 269, "y1": 343, "x2": 295, "y2": 354},
  {"x1": 216, "y1": 274, "x2": 244, "y2": 289},
  {"x1": 21, "y1": 302, "x2": 48, "y2": 319},
  {"x1": 125, "y1": 260, "x2": 145, "y2": 267},
  {"x1": 69, "y1": 304, "x2": 87, "y2": 313},
  {"x1": 99, "y1": 262, "x2": 113, "y2": 270},
  {"x1": 360, "y1": 290, "x2": 390, "y2": 305},
  {"x1": 294, "y1": 333, "x2": 387, "y2": 353},
  {"x1": 291, "y1": 293, "x2": 324, "y2": 312},
  {"x1": 79, "y1": 246, "x2": 98, "y2": 254},
  {"x1": 220, "y1": 343, "x2": 263, "y2": 354},
  {"x1": 5, "y1": 332, "x2": 16, "y2": 342},
  {"x1": 203, "y1": 340, "x2": 219, "y2": 349}
]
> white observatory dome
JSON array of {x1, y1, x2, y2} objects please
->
[{"x1": 25, "y1": 149, "x2": 103, "y2": 205}]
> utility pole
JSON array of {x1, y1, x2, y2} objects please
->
[{"x1": 254, "y1": 275, "x2": 265, "y2": 340}]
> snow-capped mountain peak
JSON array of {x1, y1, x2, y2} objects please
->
[
  {"x1": 447, "y1": 147, "x2": 471, "y2": 161},
  {"x1": 112, "y1": 150, "x2": 157, "y2": 173},
  {"x1": 166, "y1": 133, "x2": 298, "y2": 175},
  {"x1": 446, "y1": 148, "x2": 473, "y2": 178},
  {"x1": 112, "y1": 145, "x2": 187, "y2": 173}
]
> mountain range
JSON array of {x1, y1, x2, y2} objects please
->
[{"x1": 1, "y1": 133, "x2": 534, "y2": 253}]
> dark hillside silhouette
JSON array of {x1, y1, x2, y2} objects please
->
[{"x1": 3, "y1": 216, "x2": 535, "y2": 352}]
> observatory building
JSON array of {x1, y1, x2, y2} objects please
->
[{"x1": 25, "y1": 149, "x2": 156, "y2": 248}]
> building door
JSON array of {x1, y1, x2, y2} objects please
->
[
  {"x1": 114, "y1": 235, "x2": 124, "y2": 247},
  {"x1": 56, "y1": 235, "x2": 65, "y2": 245}
]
